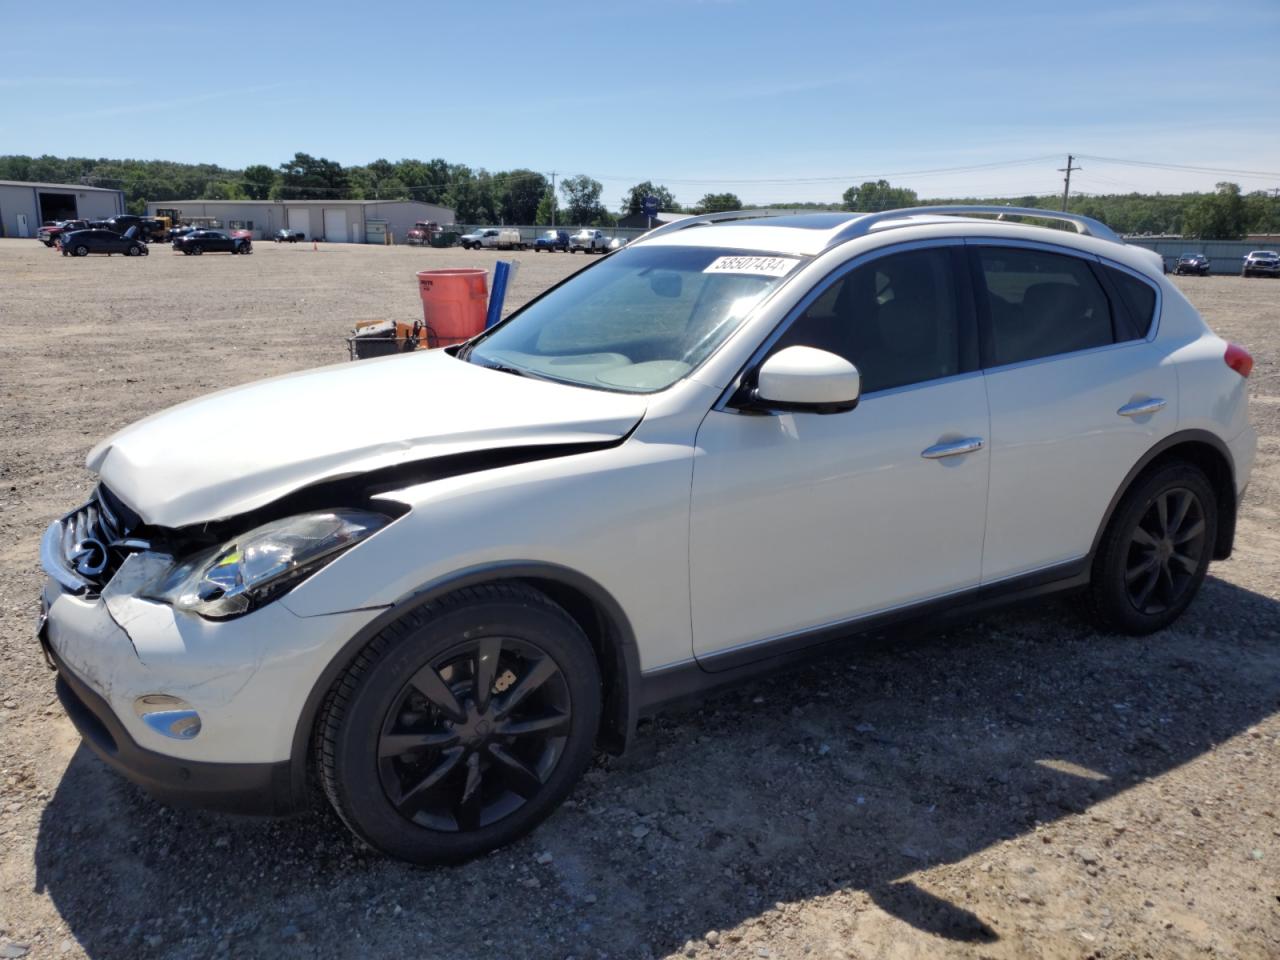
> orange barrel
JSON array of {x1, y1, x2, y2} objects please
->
[{"x1": 416, "y1": 268, "x2": 488, "y2": 347}]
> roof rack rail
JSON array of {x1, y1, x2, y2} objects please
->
[
  {"x1": 829, "y1": 205, "x2": 1122, "y2": 247},
  {"x1": 634, "y1": 208, "x2": 784, "y2": 243}
]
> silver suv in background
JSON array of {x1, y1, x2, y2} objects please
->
[
  {"x1": 569, "y1": 229, "x2": 607, "y2": 253},
  {"x1": 1241, "y1": 250, "x2": 1279, "y2": 278}
]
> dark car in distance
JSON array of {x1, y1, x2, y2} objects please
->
[
  {"x1": 1174, "y1": 252, "x2": 1211, "y2": 276},
  {"x1": 533, "y1": 229, "x2": 571, "y2": 252},
  {"x1": 274, "y1": 228, "x2": 305, "y2": 242},
  {"x1": 105, "y1": 215, "x2": 148, "y2": 237},
  {"x1": 173, "y1": 230, "x2": 252, "y2": 255},
  {"x1": 59, "y1": 226, "x2": 148, "y2": 257}
]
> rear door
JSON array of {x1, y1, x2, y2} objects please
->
[{"x1": 972, "y1": 242, "x2": 1175, "y2": 583}]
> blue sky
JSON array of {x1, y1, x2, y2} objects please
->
[{"x1": 4, "y1": 0, "x2": 1277, "y2": 206}]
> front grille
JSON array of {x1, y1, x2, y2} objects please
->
[{"x1": 49, "y1": 486, "x2": 148, "y2": 594}]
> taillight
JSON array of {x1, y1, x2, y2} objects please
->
[{"x1": 1224, "y1": 343, "x2": 1253, "y2": 378}]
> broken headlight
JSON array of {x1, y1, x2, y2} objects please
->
[{"x1": 143, "y1": 509, "x2": 390, "y2": 619}]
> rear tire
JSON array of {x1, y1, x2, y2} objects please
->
[
  {"x1": 1088, "y1": 462, "x2": 1217, "y2": 635},
  {"x1": 317, "y1": 584, "x2": 601, "y2": 865}
]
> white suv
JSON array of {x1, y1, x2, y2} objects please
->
[
  {"x1": 570, "y1": 228, "x2": 607, "y2": 253},
  {"x1": 38, "y1": 206, "x2": 1256, "y2": 864}
]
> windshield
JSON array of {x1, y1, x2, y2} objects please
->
[{"x1": 467, "y1": 245, "x2": 805, "y2": 393}]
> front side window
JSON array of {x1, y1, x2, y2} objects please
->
[
  {"x1": 467, "y1": 245, "x2": 804, "y2": 392},
  {"x1": 976, "y1": 247, "x2": 1115, "y2": 366},
  {"x1": 771, "y1": 247, "x2": 963, "y2": 395}
]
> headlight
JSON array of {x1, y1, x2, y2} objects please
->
[{"x1": 142, "y1": 509, "x2": 390, "y2": 619}]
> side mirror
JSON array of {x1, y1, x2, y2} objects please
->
[{"x1": 743, "y1": 346, "x2": 861, "y2": 414}]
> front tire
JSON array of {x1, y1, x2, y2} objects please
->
[
  {"x1": 191, "y1": 245, "x2": 203, "y2": 255},
  {"x1": 1088, "y1": 462, "x2": 1217, "y2": 635},
  {"x1": 74, "y1": 245, "x2": 89, "y2": 257},
  {"x1": 317, "y1": 584, "x2": 601, "y2": 864}
]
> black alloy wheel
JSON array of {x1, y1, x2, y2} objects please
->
[
  {"x1": 74, "y1": 245, "x2": 88, "y2": 257},
  {"x1": 127, "y1": 245, "x2": 141, "y2": 256},
  {"x1": 1089, "y1": 462, "x2": 1217, "y2": 634},
  {"x1": 1122, "y1": 486, "x2": 1207, "y2": 616},
  {"x1": 318, "y1": 583, "x2": 601, "y2": 864},
  {"x1": 376, "y1": 634, "x2": 571, "y2": 833},
  {"x1": 191, "y1": 245, "x2": 203, "y2": 255}
]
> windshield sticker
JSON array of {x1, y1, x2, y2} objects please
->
[{"x1": 703, "y1": 255, "x2": 799, "y2": 278}]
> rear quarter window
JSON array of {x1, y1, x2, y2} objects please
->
[{"x1": 1104, "y1": 266, "x2": 1158, "y2": 340}]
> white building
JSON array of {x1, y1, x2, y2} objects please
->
[
  {"x1": 0, "y1": 180, "x2": 126, "y2": 238},
  {"x1": 143, "y1": 199, "x2": 456, "y2": 243}
]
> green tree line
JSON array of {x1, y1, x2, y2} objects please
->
[{"x1": 2, "y1": 154, "x2": 1274, "y2": 237}]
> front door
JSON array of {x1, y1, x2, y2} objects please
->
[
  {"x1": 16, "y1": 213, "x2": 29, "y2": 238},
  {"x1": 690, "y1": 243, "x2": 991, "y2": 666}
]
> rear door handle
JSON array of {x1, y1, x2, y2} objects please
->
[
  {"x1": 921, "y1": 437, "x2": 984, "y2": 459},
  {"x1": 1117, "y1": 397, "x2": 1166, "y2": 418}
]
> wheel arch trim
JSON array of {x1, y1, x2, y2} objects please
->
[
  {"x1": 1088, "y1": 428, "x2": 1237, "y2": 562},
  {"x1": 288, "y1": 560, "x2": 642, "y2": 800}
]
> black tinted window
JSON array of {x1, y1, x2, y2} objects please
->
[
  {"x1": 977, "y1": 247, "x2": 1113, "y2": 366},
  {"x1": 773, "y1": 247, "x2": 961, "y2": 394},
  {"x1": 1105, "y1": 266, "x2": 1157, "y2": 339}
]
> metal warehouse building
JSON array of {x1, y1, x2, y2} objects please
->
[
  {"x1": 0, "y1": 180, "x2": 126, "y2": 238},
  {"x1": 143, "y1": 199, "x2": 456, "y2": 243}
]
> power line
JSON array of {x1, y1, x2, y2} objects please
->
[{"x1": 1076, "y1": 154, "x2": 1280, "y2": 180}]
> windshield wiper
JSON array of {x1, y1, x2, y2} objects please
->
[{"x1": 475, "y1": 359, "x2": 527, "y2": 378}]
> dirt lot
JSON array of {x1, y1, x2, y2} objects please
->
[{"x1": 0, "y1": 238, "x2": 1277, "y2": 960}]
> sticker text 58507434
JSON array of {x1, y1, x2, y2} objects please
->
[{"x1": 703, "y1": 255, "x2": 799, "y2": 278}]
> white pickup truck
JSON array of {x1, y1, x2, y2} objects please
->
[
  {"x1": 570, "y1": 228, "x2": 608, "y2": 253},
  {"x1": 460, "y1": 227, "x2": 526, "y2": 251}
]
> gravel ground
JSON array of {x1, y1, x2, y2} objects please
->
[{"x1": 0, "y1": 238, "x2": 1277, "y2": 960}]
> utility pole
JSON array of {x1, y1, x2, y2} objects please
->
[
  {"x1": 548, "y1": 170, "x2": 558, "y2": 227},
  {"x1": 1059, "y1": 154, "x2": 1082, "y2": 211}
]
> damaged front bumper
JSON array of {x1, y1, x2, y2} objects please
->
[{"x1": 38, "y1": 558, "x2": 382, "y2": 813}]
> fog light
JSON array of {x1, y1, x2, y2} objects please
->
[{"x1": 133, "y1": 695, "x2": 201, "y2": 740}]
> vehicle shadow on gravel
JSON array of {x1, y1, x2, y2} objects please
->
[{"x1": 33, "y1": 573, "x2": 1280, "y2": 960}]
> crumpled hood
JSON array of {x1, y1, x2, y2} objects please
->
[{"x1": 87, "y1": 349, "x2": 647, "y2": 528}]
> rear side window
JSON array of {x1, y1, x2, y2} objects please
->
[
  {"x1": 976, "y1": 247, "x2": 1114, "y2": 366},
  {"x1": 772, "y1": 247, "x2": 964, "y2": 394},
  {"x1": 1104, "y1": 266, "x2": 1157, "y2": 339}
]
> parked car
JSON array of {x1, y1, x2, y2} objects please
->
[
  {"x1": 172, "y1": 230, "x2": 252, "y2": 255},
  {"x1": 37, "y1": 206, "x2": 1256, "y2": 866},
  {"x1": 37, "y1": 219, "x2": 88, "y2": 247},
  {"x1": 531, "y1": 230, "x2": 569, "y2": 252},
  {"x1": 460, "y1": 227, "x2": 525, "y2": 250},
  {"x1": 606, "y1": 236, "x2": 628, "y2": 251},
  {"x1": 58, "y1": 226, "x2": 148, "y2": 257},
  {"x1": 1241, "y1": 250, "x2": 1280, "y2": 277},
  {"x1": 139, "y1": 218, "x2": 169, "y2": 243},
  {"x1": 1174, "y1": 252, "x2": 1211, "y2": 276},
  {"x1": 569, "y1": 228, "x2": 607, "y2": 253},
  {"x1": 273, "y1": 229, "x2": 304, "y2": 243},
  {"x1": 105, "y1": 215, "x2": 147, "y2": 237},
  {"x1": 405, "y1": 221, "x2": 441, "y2": 246},
  {"x1": 167, "y1": 226, "x2": 195, "y2": 242},
  {"x1": 230, "y1": 229, "x2": 253, "y2": 241}
]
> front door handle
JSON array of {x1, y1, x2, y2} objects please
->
[
  {"x1": 921, "y1": 437, "x2": 985, "y2": 459},
  {"x1": 1117, "y1": 397, "x2": 1166, "y2": 418}
]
